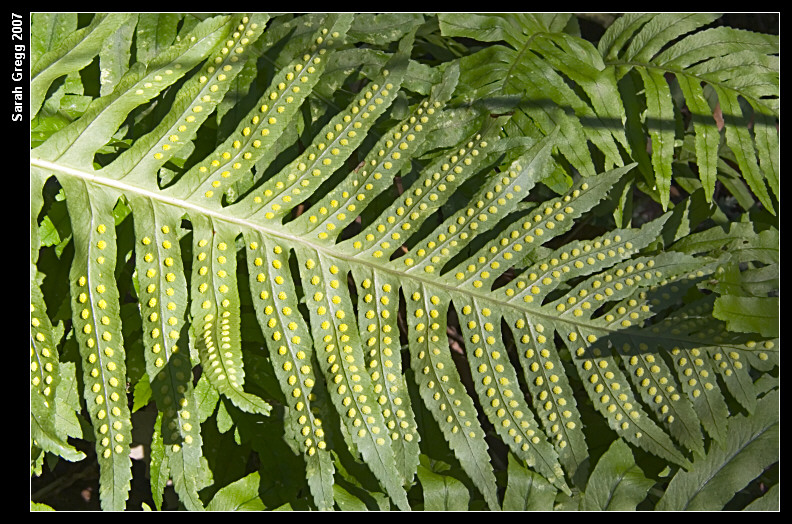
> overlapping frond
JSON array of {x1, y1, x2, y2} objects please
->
[{"x1": 439, "y1": 13, "x2": 779, "y2": 212}]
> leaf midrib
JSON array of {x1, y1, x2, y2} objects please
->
[
  {"x1": 32, "y1": 156, "x2": 704, "y2": 345},
  {"x1": 604, "y1": 59, "x2": 776, "y2": 112},
  {"x1": 483, "y1": 31, "x2": 775, "y2": 114},
  {"x1": 678, "y1": 417, "x2": 777, "y2": 510}
]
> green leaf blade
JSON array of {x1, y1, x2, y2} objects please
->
[
  {"x1": 502, "y1": 453, "x2": 558, "y2": 511},
  {"x1": 656, "y1": 390, "x2": 778, "y2": 510},
  {"x1": 713, "y1": 296, "x2": 779, "y2": 338},
  {"x1": 581, "y1": 438, "x2": 654, "y2": 510},
  {"x1": 190, "y1": 216, "x2": 271, "y2": 416},
  {"x1": 417, "y1": 464, "x2": 471, "y2": 511},
  {"x1": 405, "y1": 284, "x2": 501, "y2": 510},
  {"x1": 61, "y1": 179, "x2": 132, "y2": 510},
  {"x1": 294, "y1": 245, "x2": 410, "y2": 511},
  {"x1": 31, "y1": 13, "x2": 132, "y2": 118}
]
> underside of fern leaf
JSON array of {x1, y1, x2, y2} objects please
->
[{"x1": 30, "y1": 13, "x2": 777, "y2": 511}]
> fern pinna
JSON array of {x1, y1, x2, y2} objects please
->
[{"x1": 31, "y1": 13, "x2": 778, "y2": 511}]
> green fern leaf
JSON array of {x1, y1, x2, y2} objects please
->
[
  {"x1": 442, "y1": 13, "x2": 778, "y2": 213},
  {"x1": 31, "y1": 179, "x2": 84, "y2": 461},
  {"x1": 502, "y1": 453, "x2": 557, "y2": 511},
  {"x1": 134, "y1": 14, "x2": 182, "y2": 66},
  {"x1": 243, "y1": 230, "x2": 335, "y2": 510},
  {"x1": 405, "y1": 284, "x2": 500, "y2": 509},
  {"x1": 440, "y1": 12, "x2": 628, "y2": 187},
  {"x1": 655, "y1": 390, "x2": 778, "y2": 510},
  {"x1": 416, "y1": 463, "x2": 470, "y2": 510},
  {"x1": 295, "y1": 245, "x2": 410, "y2": 510},
  {"x1": 190, "y1": 215, "x2": 271, "y2": 415},
  {"x1": 349, "y1": 265, "x2": 421, "y2": 484},
  {"x1": 579, "y1": 438, "x2": 653, "y2": 510},
  {"x1": 31, "y1": 281, "x2": 84, "y2": 463},
  {"x1": 30, "y1": 13, "x2": 777, "y2": 511},
  {"x1": 59, "y1": 179, "x2": 132, "y2": 510},
  {"x1": 600, "y1": 13, "x2": 778, "y2": 210},
  {"x1": 31, "y1": 13, "x2": 133, "y2": 117},
  {"x1": 130, "y1": 196, "x2": 208, "y2": 509},
  {"x1": 206, "y1": 472, "x2": 266, "y2": 511},
  {"x1": 148, "y1": 412, "x2": 169, "y2": 510}
]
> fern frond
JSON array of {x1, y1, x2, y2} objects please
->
[
  {"x1": 599, "y1": 13, "x2": 779, "y2": 210},
  {"x1": 31, "y1": 13, "x2": 133, "y2": 117},
  {"x1": 502, "y1": 453, "x2": 557, "y2": 510},
  {"x1": 30, "y1": 281, "x2": 84, "y2": 463},
  {"x1": 439, "y1": 13, "x2": 628, "y2": 188},
  {"x1": 30, "y1": 13, "x2": 777, "y2": 511},
  {"x1": 579, "y1": 438, "x2": 654, "y2": 510},
  {"x1": 655, "y1": 389, "x2": 778, "y2": 510},
  {"x1": 405, "y1": 284, "x2": 501, "y2": 509},
  {"x1": 417, "y1": 462, "x2": 470, "y2": 510},
  {"x1": 130, "y1": 196, "x2": 208, "y2": 509},
  {"x1": 59, "y1": 178, "x2": 132, "y2": 510},
  {"x1": 31, "y1": 172, "x2": 85, "y2": 464},
  {"x1": 244, "y1": 229, "x2": 335, "y2": 509},
  {"x1": 348, "y1": 265, "x2": 421, "y2": 484},
  {"x1": 440, "y1": 13, "x2": 778, "y2": 213}
]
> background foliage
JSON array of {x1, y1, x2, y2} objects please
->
[{"x1": 30, "y1": 12, "x2": 778, "y2": 511}]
